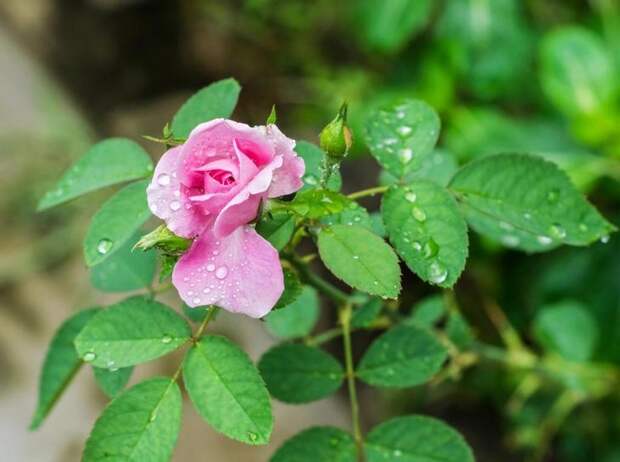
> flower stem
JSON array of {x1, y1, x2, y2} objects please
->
[
  {"x1": 289, "y1": 254, "x2": 351, "y2": 304},
  {"x1": 347, "y1": 185, "x2": 388, "y2": 200},
  {"x1": 194, "y1": 306, "x2": 219, "y2": 340},
  {"x1": 340, "y1": 302, "x2": 364, "y2": 461}
]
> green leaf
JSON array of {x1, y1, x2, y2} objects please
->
[
  {"x1": 449, "y1": 154, "x2": 616, "y2": 252},
  {"x1": 83, "y1": 179, "x2": 152, "y2": 267},
  {"x1": 446, "y1": 312, "x2": 474, "y2": 349},
  {"x1": 351, "y1": 298, "x2": 383, "y2": 329},
  {"x1": 379, "y1": 149, "x2": 458, "y2": 188},
  {"x1": 82, "y1": 377, "x2": 182, "y2": 462},
  {"x1": 533, "y1": 300, "x2": 599, "y2": 362},
  {"x1": 274, "y1": 269, "x2": 304, "y2": 310},
  {"x1": 271, "y1": 427, "x2": 357, "y2": 462},
  {"x1": 37, "y1": 138, "x2": 153, "y2": 211},
  {"x1": 267, "y1": 104, "x2": 277, "y2": 125},
  {"x1": 286, "y1": 189, "x2": 351, "y2": 219},
  {"x1": 259, "y1": 344, "x2": 344, "y2": 403},
  {"x1": 365, "y1": 415, "x2": 474, "y2": 462},
  {"x1": 321, "y1": 201, "x2": 374, "y2": 231},
  {"x1": 357, "y1": 325, "x2": 447, "y2": 388},
  {"x1": 540, "y1": 27, "x2": 617, "y2": 117},
  {"x1": 355, "y1": 0, "x2": 433, "y2": 53},
  {"x1": 74, "y1": 296, "x2": 191, "y2": 368},
  {"x1": 365, "y1": 99, "x2": 441, "y2": 179},
  {"x1": 171, "y1": 78, "x2": 241, "y2": 138},
  {"x1": 182, "y1": 304, "x2": 215, "y2": 323},
  {"x1": 30, "y1": 308, "x2": 100, "y2": 429},
  {"x1": 92, "y1": 366, "x2": 133, "y2": 398},
  {"x1": 267, "y1": 285, "x2": 319, "y2": 338},
  {"x1": 256, "y1": 212, "x2": 296, "y2": 251},
  {"x1": 90, "y1": 234, "x2": 156, "y2": 292},
  {"x1": 183, "y1": 335, "x2": 273, "y2": 445},
  {"x1": 295, "y1": 141, "x2": 342, "y2": 191},
  {"x1": 382, "y1": 182, "x2": 468, "y2": 287},
  {"x1": 406, "y1": 295, "x2": 446, "y2": 327},
  {"x1": 318, "y1": 225, "x2": 401, "y2": 298}
]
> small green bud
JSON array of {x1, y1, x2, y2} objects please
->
[
  {"x1": 134, "y1": 225, "x2": 191, "y2": 255},
  {"x1": 266, "y1": 105, "x2": 277, "y2": 125},
  {"x1": 319, "y1": 102, "x2": 352, "y2": 160}
]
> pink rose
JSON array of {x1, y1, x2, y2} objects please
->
[{"x1": 147, "y1": 119, "x2": 305, "y2": 317}]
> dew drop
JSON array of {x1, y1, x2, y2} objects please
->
[
  {"x1": 412, "y1": 241, "x2": 423, "y2": 251},
  {"x1": 248, "y1": 432, "x2": 258, "y2": 443},
  {"x1": 537, "y1": 235, "x2": 553, "y2": 246},
  {"x1": 161, "y1": 335, "x2": 173, "y2": 344},
  {"x1": 549, "y1": 223, "x2": 566, "y2": 239},
  {"x1": 83, "y1": 352, "x2": 96, "y2": 362},
  {"x1": 429, "y1": 262, "x2": 448, "y2": 284},
  {"x1": 398, "y1": 148, "x2": 413, "y2": 164},
  {"x1": 601, "y1": 234, "x2": 610, "y2": 244},
  {"x1": 96, "y1": 239, "x2": 113, "y2": 255},
  {"x1": 393, "y1": 449, "x2": 403, "y2": 457},
  {"x1": 411, "y1": 207, "x2": 426, "y2": 222},
  {"x1": 193, "y1": 297, "x2": 201, "y2": 305},
  {"x1": 170, "y1": 200, "x2": 181, "y2": 211},
  {"x1": 397, "y1": 126, "x2": 412, "y2": 136},
  {"x1": 352, "y1": 255, "x2": 359, "y2": 260},
  {"x1": 422, "y1": 239, "x2": 439, "y2": 259},
  {"x1": 499, "y1": 221, "x2": 514, "y2": 231},
  {"x1": 157, "y1": 173, "x2": 171, "y2": 186},
  {"x1": 206, "y1": 264, "x2": 215, "y2": 272},
  {"x1": 404, "y1": 192, "x2": 417, "y2": 203},
  {"x1": 501, "y1": 235, "x2": 520, "y2": 247},
  {"x1": 215, "y1": 266, "x2": 229, "y2": 279}
]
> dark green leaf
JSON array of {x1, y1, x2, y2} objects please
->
[
  {"x1": 365, "y1": 99, "x2": 440, "y2": 178},
  {"x1": 183, "y1": 335, "x2": 272, "y2": 445},
  {"x1": 37, "y1": 138, "x2": 153, "y2": 211},
  {"x1": 84, "y1": 179, "x2": 152, "y2": 267},
  {"x1": 382, "y1": 182, "x2": 468, "y2": 287},
  {"x1": 273, "y1": 269, "x2": 305, "y2": 311},
  {"x1": 365, "y1": 415, "x2": 474, "y2": 462},
  {"x1": 318, "y1": 225, "x2": 401, "y2": 298},
  {"x1": 92, "y1": 366, "x2": 133, "y2": 398},
  {"x1": 351, "y1": 298, "x2": 383, "y2": 329},
  {"x1": 357, "y1": 324, "x2": 447, "y2": 388},
  {"x1": 271, "y1": 427, "x2": 357, "y2": 462},
  {"x1": 171, "y1": 78, "x2": 241, "y2": 138},
  {"x1": 406, "y1": 295, "x2": 446, "y2": 327},
  {"x1": 30, "y1": 308, "x2": 100, "y2": 429},
  {"x1": 74, "y1": 296, "x2": 191, "y2": 368},
  {"x1": 259, "y1": 344, "x2": 344, "y2": 403},
  {"x1": 449, "y1": 154, "x2": 616, "y2": 251},
  {"x1": 257, "y1": 212, "x2": 296, "y2": 251},
  {"x1": 82, "y1": 377, "x2": 182, "y2": 462}
]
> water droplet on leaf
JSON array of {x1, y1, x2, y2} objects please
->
[
  {"x1": 96, "y1": 239, "x2": 113, "y2": 255},
  {"x1": 411, "y1": 207, "x2": 426, "y2": 222},
  {"x1": 83, "y1": 352, "x2": 96, "y2": 362},
  {"x1": 429, "y1": 262, "x2": 448, "y2": 284},
  {"x1": 161, "y1": 335, "x2": 173, "y2": 344}
]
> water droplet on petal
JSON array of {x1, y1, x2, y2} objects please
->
[
  {"x1": 97, "y1": 239, "x2": 113, "y2": 255},
  {"x1": 193, "y1": 297, "x2": 201, "y2": 305},
  {"x1": 157, "y1": 173, "x2": 171, "y2": 186},
  {"x1": 170, "y1": 200, "x2": 181, "y2": 211},
  {"x1": 215, "y1": 266, "x2": 228, "y2": 279},
  {"x1": 206, "y1": 264, "x2": 215, "y2": 272}
]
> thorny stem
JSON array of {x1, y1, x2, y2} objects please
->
[
  {"x1": 347, "y1": 185, "x2": 389, "y2": 200},
  {"x1": 340, "y1": 302, "x2": 364, "y2": 461}
]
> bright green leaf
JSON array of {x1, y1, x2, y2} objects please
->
[
  {"x1": 259, "y1": 344, "x2": 344, "y2": 403},
  {"x1": 357, "y1": 324, "x2": 447, "y2": 388},
  {"x1": 83, "y1": 179, "x2": 152, "y2": 267},
  {"x1": 382, "y1": 181, "x2": 468, "y2": 287},
  {"x1": 171, "y1": 78, "x2": 241, "y2": 138},
  {"x1": 321, "y1": 201, "x2": 374, "y2": 231},
  {"x1": 286, "y1": 189, "x2": 351, "y2": 219},
  {"x1": 379, "y1": 149, "x2": 459, "y2": 187},
  {"x1": 30, "y1": 308, "x2": 100, "y2": 430},
  {"x1": 74, "y1": 296, "x2": 191, "y2": 368},
  {"x1": 295, "y1": 141, "x2": 342, "y2": 191},
  {"x1": 90, "y1": 234, "x2": 156, "y2": 292},
  {"x1": 365, "y1": 415, "x2": 474, "y2": 462},
  {"x1": 449, "y1": 154, "x2": 616, "y2": 252},
  {"x1": 365, "y1": 99, "x2": 440, "y2": 179},
  {"x1": 267, "y1": 285, "x2": 318, "y2": 338},
  {"x1": 256, "y1": 212, "x2": 296, "y2": 251},
  {"x1": 82, "y1": 377, "x2": 182, "y2": 462},
  {"x1": 92, "y1": 366, "x2": 133, "y2": 398},
  {"x1": 271, "y1": 427, "x2": 357, "y2": 462},
  {"x1": 540, "y1": 27, "x2": 617, "y2": 117},
  {"x1": 355, "y1": 0, "x2": 433, "y2": 53},
  {"x1": 318, "y1": 225, "x2": 401, "y2": 298},
  {"x1": 533, "y1": 300, "x2": 599, "y2": 362},
  {"x1": 183, "y1": 335, "x2": 272, "y2": 445},
  {"x1": 37, "y1": 138, "x2": 153, "y2": 211}
]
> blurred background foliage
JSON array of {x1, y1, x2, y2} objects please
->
[{"x1": 1, "y1": 0, "x2": 619, "y2": 461}]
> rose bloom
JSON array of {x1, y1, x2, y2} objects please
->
[{"x1": 147, "y1": 119, "x2": 304, "y2": 317}]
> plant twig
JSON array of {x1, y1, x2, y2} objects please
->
[{"x1": 347, "y1": 185, "x2": 388, "y2": 200}]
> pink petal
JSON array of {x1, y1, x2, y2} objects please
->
[
  {"x1": 263, "y1": 125, "x2": 305, "y2": 198},
  {"x1": 146, "y1": 146, "x2": 209, "y2": 238},
  {"x1": 172, "y1": 226, "x2": 284, "y2": 318},
  {"x1": 212, "y1": 155, "x2": 283, "y2": 238}
]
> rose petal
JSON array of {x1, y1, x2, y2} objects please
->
[
  {"x1": 146, "y1": 146, "x2": 209, "y2": 238},
  {"x1": 172, "y1": 226, "x2": 284, "y2": 318},
  {"x1": 263, "y1": 125, "x2": 305, "y2": 197}
]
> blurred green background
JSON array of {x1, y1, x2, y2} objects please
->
[{"x1": 1, "y1": 1, "x2": 619, "y2": 461}]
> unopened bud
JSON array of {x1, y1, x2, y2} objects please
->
[
  {"x1": 319, "y1": 102, "x2": 352, "y2": 160},
  {"x1": 134, "y1": 225, "x2": 191, "y2": 255}
]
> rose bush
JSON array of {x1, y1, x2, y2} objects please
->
[{"x1": 147, "y1": 119, "x2": 305, "y2": 317}]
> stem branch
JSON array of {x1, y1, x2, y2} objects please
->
[{"x1": 347, "y1": 185, "x2": 388, "y2": 200}]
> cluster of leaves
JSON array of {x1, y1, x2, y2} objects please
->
[{"x1": 31, "y1": 75, "x2": 618, "y2": 462}]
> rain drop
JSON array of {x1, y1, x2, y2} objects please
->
[
  {"x1": 96, "y1": 239, "x2": 113, "y2": 255},
  {"x1": 170, "y1": 200, "x2": 181, "y2": 211},
  {"x1": 537, "y1": 235, "x2": 553, "y2": 246},
  {"x1": 549, "y1": 223, "x2": 566, "y2": 239},
  {"x1": 206, "y1": 264, "x2": 215, "y2": 272},
  {"x1": 404, "y1": 192, "x2": 417, "y2": 203},
  {"x1": 215, "y1": 266, "x2": 229, "y2": 279},
  {"x1": 248, "y1": 432, "x2": 258, "y2": 443},
  {"x1": 429, "y1": 262, "x2": 448, "y2": 284},
  {"x1": 397, "y1": 126, "x2": 412, "y2": 136},
  {"x1": 422, "y1": 239, "x2": 439, "y2": 259},
  {"x1": 412, "y1": 241, "x2": 423, "y2": 251},
  {"x1": 398, "y1": 148, "x2": 413, "y2": 164},
  {"x1": 412, "y1": 207, "x2": 426, "y2": 222},
  {"x1": 157, "y1": 173, "x2": 171, "y2": 186},
  {"x1": 161, "y1": 335, "x2": 173, "y2": 344},
  {"x1": 83, "y1": 352, "x2": 96, "y2": 362},
  {"x1": 193, "y1": 297, "x2": 201, "y2": 305},
  {"x1": 501, "y1": 235, "x2": 520, "y2": 247},
  {"x1": 601, "y1": 234, "x2": 610, "y2": 244}
]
